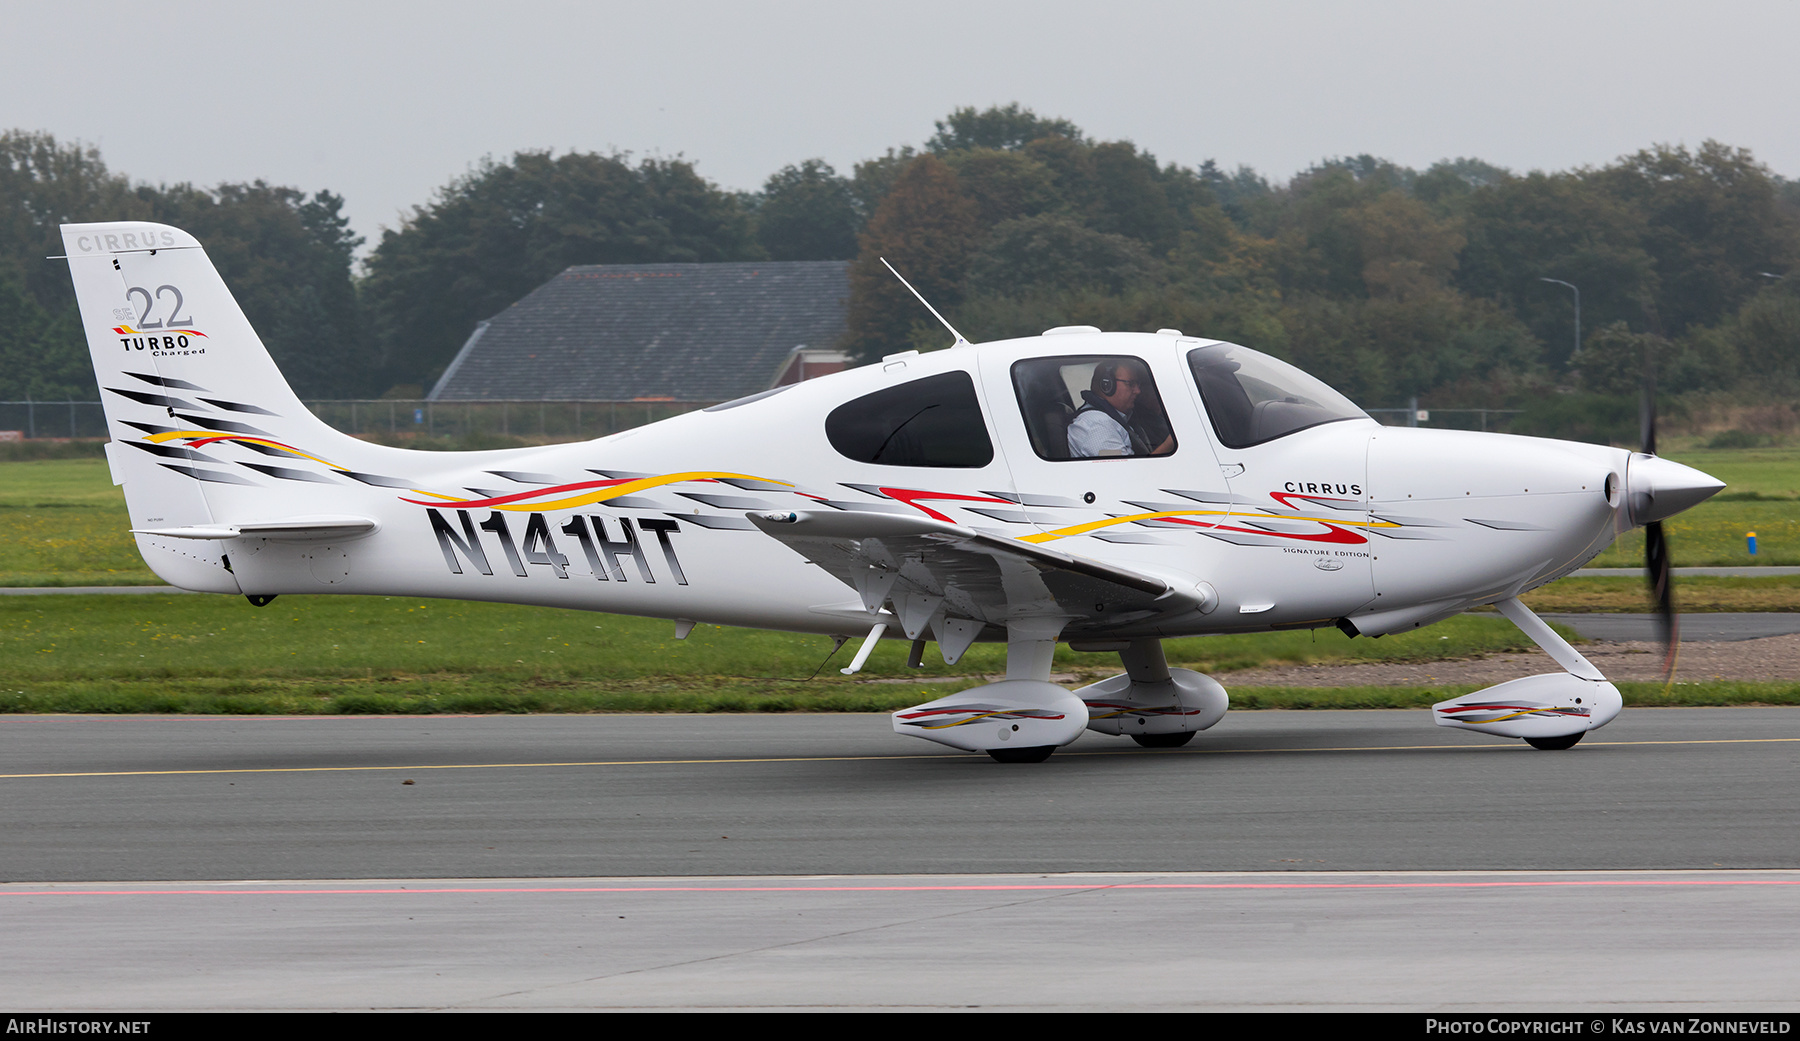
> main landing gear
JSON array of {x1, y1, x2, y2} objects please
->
[{"x1": 891, "y1": 629, "x2": 1229, "y2": 763}]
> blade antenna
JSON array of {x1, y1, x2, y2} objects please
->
[{"x1": 880, "y1": 257, "x2": 969, "y2": 348}]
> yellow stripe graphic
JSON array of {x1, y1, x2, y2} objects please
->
[{"x1": 1019, "y1": 509, "x2": 1403, "y2": 544}]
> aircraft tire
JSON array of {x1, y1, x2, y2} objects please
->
[
  {"x1": 1525, "y1": 733, "x2": 1584, "y2": 751},
  {"x1": 1131, "y1": 732, "x2": 1196, "y2": 748},
  {"x1": 987, "y1": 745, "x2": 1057, "y2": 763}
]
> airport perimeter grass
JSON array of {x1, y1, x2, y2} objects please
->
[
  {"x1": 4, "y1": 592, "x2": 1797, "y2": 714},
  {"x1": 0, "y1": 459, "x2": 161, "y2": 586},
  {"x1": 0, "y1": 593, "x2": 1568, "y2": 714},
  {"x1": 1520, "y1": 574, "x2": 1800, "y2": 612}
]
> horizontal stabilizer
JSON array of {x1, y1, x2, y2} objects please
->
[{"x1": 133, "y1": 515, "x2": 379, "y2": 542}]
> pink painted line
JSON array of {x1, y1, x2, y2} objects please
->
[{"x1": 6, "y1": 878, "x2": 1798, "y2": 897}]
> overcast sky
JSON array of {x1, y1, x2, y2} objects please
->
[{"x1": 8, "y1": 1, "x2": 1797, "y2": 254}]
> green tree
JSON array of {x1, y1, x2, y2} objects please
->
[
  {"x1": 1711, "y1": 282, "x2": 1800, "y2": 391},
  {"x1": 1456, "y1": 172, "x2": 1656, "y2": 366},
  {"x1": 926, "y1": 103, "x2": 1084, "y2": 154},
  {"x1": 1197, "y1": 161, "x2": 1273, "y2": 228},
  {"x1": 1278, "y1": 291, "x2": 1540, "y2": 405},
  {"x1": 1413, "y1": 157, "x2": 1511, "y2": 213},
  {"x1": 850, "y1": 146, "x2": 917, "y2": 221},
  {"x1": 1591, "y1": 142, "x2": 1800, "y2": 335},
  {"x1": 965, "y1": 215, "x2": 1159, "y2": 298},
  {"x1": 1574, "y1": 320, "x2": 1739, "y2": 398},
  {"x1": 0, "y1": 270, "x2": 91, "y2": 399},
  {"x1": 845, "y1": 155, "x2": 980, "y2": 361},
  {"x1": 1089, "y1": 142, "x2": 1180, "y2": 252},
  {"x1": 755, "y1": 159, "x2": 860, "y2": 260},
  {"x1": 1345, "y1": 192, "x2": 1466, "y2": 301},
  {"x1": 1269, "y1": 164, "x2": 1463, "y2": 301},
  {"x1": 943, "y1": 149, "x2": 1060, "y2": 228},
  {"x1": 1021, "y1": 135, "x2": 1103, "y2": 221}
]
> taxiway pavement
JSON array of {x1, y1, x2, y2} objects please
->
[
  {"x1": 3, "y1": 710, "x2": 1795, "y2": 880},
  {"x1": 7, "y1": 711, "x2": 1796, "y2": 1010}
]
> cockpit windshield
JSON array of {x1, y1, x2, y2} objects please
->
[{"x1": 1186, "y1": 343, "x2": 1368, "y2": 449}]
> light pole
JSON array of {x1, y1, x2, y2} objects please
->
[{"x1": 1539, "y1": 278, "x2": 1581, "y2": 361}]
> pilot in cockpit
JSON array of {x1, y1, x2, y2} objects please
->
[{"x1": 1068, "y1": 360, "x2": 1176, "y2": 458}]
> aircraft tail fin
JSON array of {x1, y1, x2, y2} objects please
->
[{"x1": 61, "y1": 221, "x2": 389, "y2": 592}]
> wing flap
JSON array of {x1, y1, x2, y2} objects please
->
[{"x1": 748, "y1": 510, "x2": 1191, "y2": 634}]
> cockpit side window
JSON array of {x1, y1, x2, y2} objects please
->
[
  {"x1": 1186, "y1": 343, "x2": 1367, "y2": 448},
  {"x1": 1010, "y1": 355, "x2": 1177, "y2": 460},
  {"x1": 825, "y1": 370, "x2": 994, "y2": 467}
]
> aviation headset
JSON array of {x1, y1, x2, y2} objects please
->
[{"x1": 1094, "y1": 360, "x2": 1136, "y2": 397}]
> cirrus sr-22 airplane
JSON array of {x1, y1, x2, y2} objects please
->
[{"x1": 62, "y1": 221, "x2": 1724, "y2": 762}]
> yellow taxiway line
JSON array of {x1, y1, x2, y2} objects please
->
[{"x1": 2, "y1": 735, "x2": 1796, "y2": 780}]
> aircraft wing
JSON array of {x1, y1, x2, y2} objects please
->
[{"x1": 747, "y1": 509, "x2": 1205, "y2": 654}]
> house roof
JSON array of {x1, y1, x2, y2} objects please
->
[{"x1": 429, "y1": 261, "x2": 851, "y2": 401}]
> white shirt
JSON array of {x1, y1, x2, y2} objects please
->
[{"x1": 1068, "y1": 409, "x2": 1133, "y2": 457}]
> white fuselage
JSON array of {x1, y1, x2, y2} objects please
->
[{"x1": 151, "y1": 332, "x2": 1630, "y2": 643}]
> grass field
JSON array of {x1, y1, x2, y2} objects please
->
[
  {"x1": 1587, "y1": 500, "x2": 1800, "y2": 566},
  {"x1": 0, "y1": 458, "x2": 123, "y2": 507},
  {"x1": 0, "y1": 593, "x2": 1580, "y2": 714},
  {"x1": 3, "y1": 593, "x2": 1795, "y2": 714},
  {"x1": 0, "y1": 459, "x2": 160, "y2": 586},
  {"x1": 1653, "y1": 445, "x2": 1800, "y2": 500},
  {"x1": 1520, "y1": 574, "x2": 1800, "y2": 612}
]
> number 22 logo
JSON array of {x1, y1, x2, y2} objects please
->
[{"x1": 127, "y1": 285, "x2": 193, "y2": 330}]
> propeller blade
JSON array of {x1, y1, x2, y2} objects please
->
[
  {"x1": 1645, "y1": 519, "x2": 1678, "y2": 679},
  {"x1": 1639, "y1": 332, "x2": 1675, "y2": 679}
]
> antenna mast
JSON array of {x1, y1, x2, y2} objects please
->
[{"x1": 880, "y1": 257, "x2": 970, "y2": 348}]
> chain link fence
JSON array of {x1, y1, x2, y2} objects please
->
[
  {"x1": 0, "y1": 400, "x2": 717, "y2": 443},
  {"x1": 2, "y1": 399, "x2": 1522, "y2": 443},
  {"x1": 300, "y1": 400, "x2": 716, "y2": 441},
  {"x1": 0, "y1": 401, "x2": 109, "y2": 440}
]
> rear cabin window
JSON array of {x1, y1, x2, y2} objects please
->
[
  {"x1": 1010, "y1": 355, "x2": 1177, "y2": 460},
  {"x1": 825, "y1": 371, "x2": 994, "y2": 467}
]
